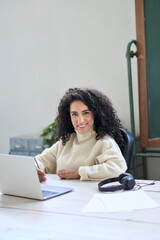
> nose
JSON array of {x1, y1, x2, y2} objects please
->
[{"x1": 77, "y1": 114, "x2": 85, "y2": 123}]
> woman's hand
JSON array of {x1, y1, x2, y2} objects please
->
[
  {"x1": 36, "y1": 167, "x2": 47, "y2": 182},
  {"x1": 57, "y1": 169, "x2": 80, "y2": 179}
]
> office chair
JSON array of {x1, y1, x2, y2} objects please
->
[{"x1": 119, "y1": 129, "x2": 134, "y2": 172}]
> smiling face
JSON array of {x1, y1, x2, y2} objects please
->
[{"x1": 70, "y1": 100, "x2": 94, "y2": 134}]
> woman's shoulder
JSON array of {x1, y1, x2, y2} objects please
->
[
  {"x1": 98, "y1": 134, "x2": 120, "y2": 149},
  {"x1": 57, "y1": 132, "x2": 76, "y2": 146},
  {"x1": 99, "y1": 134, "x2": 114, "y2": 142}
]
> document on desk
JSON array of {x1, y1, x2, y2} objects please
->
[{"x1": 82, "y1": 189, "x2": 159, "y2": 213}]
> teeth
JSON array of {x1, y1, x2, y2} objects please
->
[{"x1": 79, "y1": 125, "x2": 86, "y2": 127}]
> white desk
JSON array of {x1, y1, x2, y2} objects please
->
[{"x1": 0, "y1": 175, "x2": 160, "y2": 240}]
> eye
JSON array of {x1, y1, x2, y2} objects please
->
[
  {"x1": 83, "y1": 111, "x2": 90, "y2": 115},
  {"x1": 71, "y1": 112, "x2": 78, "y2": 116}
]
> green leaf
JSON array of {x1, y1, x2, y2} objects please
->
[{"x1": 40, "y1": 117, "x2": 57, "y2": 147}]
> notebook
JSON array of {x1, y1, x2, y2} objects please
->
[{"x1": 0, "y1": 154, "x2": 73, "y2": 200}]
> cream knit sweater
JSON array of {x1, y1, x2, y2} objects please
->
[{"x1": 36, "y1": 128, "x2": 127, "y2": 181}]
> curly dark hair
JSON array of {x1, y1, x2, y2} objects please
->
[{"x1": 56, "y1": 87, "x2": 124, "y2": 148}]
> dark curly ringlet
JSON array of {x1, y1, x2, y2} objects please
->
[{"x1": 56, "y1": 87, "x2": 124, "y2": 148}]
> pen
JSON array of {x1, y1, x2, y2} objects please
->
[{"x1": 34, "y1": 157, "x2": 45, "y2": 180}]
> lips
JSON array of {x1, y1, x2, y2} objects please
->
[{"x1": 78, "y1": 124, "x2": 87, "y2": 128}]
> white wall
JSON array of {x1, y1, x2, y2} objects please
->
[{"x1": 0, "y1": 0, "x2": 138, "y2": 153}]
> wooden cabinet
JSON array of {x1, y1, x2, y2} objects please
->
[{"x1": 135, "y1": 0, "x2": 160, "y2": 147}]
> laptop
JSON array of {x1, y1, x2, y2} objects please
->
[{"x1": 0, "y1": 154, "x2": 73, "y2": 200}]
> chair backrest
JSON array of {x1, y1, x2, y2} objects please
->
[{"x1": 119, "y1": 129, "x2": 134, "y2": 172}]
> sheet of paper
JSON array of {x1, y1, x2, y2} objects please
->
[{"x1": 82, "y1": 189, "x2": 159, "y2": 213}]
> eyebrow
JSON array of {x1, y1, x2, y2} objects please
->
[{"x1": 70, "y1": 109, "x2": 89, "y2": 113}]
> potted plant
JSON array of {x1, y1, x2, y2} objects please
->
[{"x1": 41, "y1": 117, "x2": 57, "y2": 147}]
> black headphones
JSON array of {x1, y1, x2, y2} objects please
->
[{"x1": 98, "y1": 173, "x2": 135, "y2": 192}]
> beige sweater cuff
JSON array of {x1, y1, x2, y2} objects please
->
[{"x1": 78, "y1": 166, "x2": 89, "y2": 181}]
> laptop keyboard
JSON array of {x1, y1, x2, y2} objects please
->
[{"x1": 42, "y1": 190, "x2": 58, "y2": 198}]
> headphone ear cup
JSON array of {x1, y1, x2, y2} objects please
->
[
  {"x1": 120, "y1": 174, "x2": 135, "y2": 190},
  {"x1": 118, "y1": 173, "x2": 130, "y2": 183}
]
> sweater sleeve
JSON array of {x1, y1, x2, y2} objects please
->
[
  {"x1": 78, "y1": 137, "x2": 127, "y2": 181},
  {"x1": 35, "y1": 141, "x2": 60, "y2": 174}
]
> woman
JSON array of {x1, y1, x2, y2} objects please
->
[{"x1": 36, "y1": 87, "x2": 127, "y2": 182}]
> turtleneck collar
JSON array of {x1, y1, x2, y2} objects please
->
[{"x1": 75, "y1": 127, "x2": 96, "y2": 143}]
